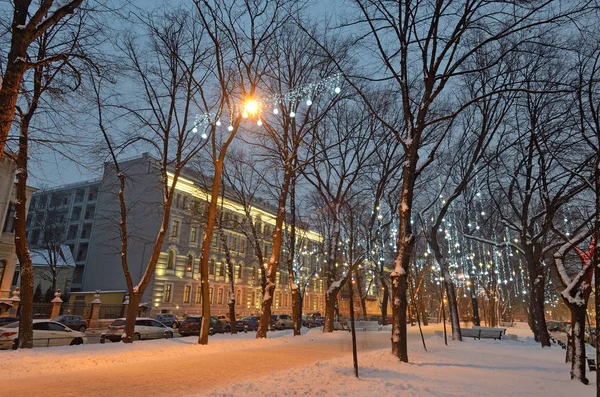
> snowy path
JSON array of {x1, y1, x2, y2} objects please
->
[{"x1": 0, "y1": 326, "x2": 412, "y2": 396}]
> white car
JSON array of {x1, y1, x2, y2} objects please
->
[
  {"x1": 271, "y1": 314, "x2": 294, "y2": 330},
  {"x1": 0, "y1": 320, "x2": 87, "y2": 350},
  {"x1": 103, "y1": 317, "x2": 175, "y2": 342}
]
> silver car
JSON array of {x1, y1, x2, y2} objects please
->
[
  {"x1": 0, "y1": 320, "x2": 87, "y2": 349},
  {"x1": 103, "y1": 317, "x2": 174, "y2": 342}
]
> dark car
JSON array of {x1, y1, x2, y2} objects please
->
[
  {"x1": 0, "y1": 317, "x2": 18, "y2": 327},
  {"x1": 302, "y1": 315, "x2": 317, "y2": 328},
  {"x1": 236, "y1": 316, "x2": 260, "y2": 332},
  {"x1": 315, "y1": 316, "x2": 325, "y2": 326},
  {"x1": 179, "y1": 316, "x2": 230, "y2": 336},
  {"x1": 52, "y1": 315, "x2": 88, "y2": 332},
  {"x1": 154, "y1": 313, "x2": 179, "y2": 328}
]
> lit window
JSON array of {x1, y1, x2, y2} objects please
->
[
  {"x1": 190, "y1": 227, "x2": 197, "y2": 243},
  {"x1": 217, "y1": 288, "x2": 224, "y2": 305},
  {"x1": 195, "y1": 286, "x2": 202, "y2": 303},
  {"x1": 163, "y1": 283, "x2": 173, "y2": 303},
  {"x1": 209, "y1": 287, "x2": 214, "y2": 304},
  {"x1": 167, "y1": 250, "x2": 175, "y2": 270},
  {"x1": 171, "y1": 221, "x2": 179, "y2": 238},
  {"x1": 186, "y1": 254, "x2": 193, "y2": 273},
  {"x1": 183, "y1": 285, "x2": 191, "y2": 303}
]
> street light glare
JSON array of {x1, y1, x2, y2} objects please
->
[{"x1": 244, "y1": 99, "x2": 260, "y2": 116}]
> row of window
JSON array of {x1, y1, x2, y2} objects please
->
[{"x1": 162, "y1": 283, "x2": 321, "y2": 309}]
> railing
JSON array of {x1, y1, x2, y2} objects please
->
[
  {"x1": 99, "y1": 304, "x2": 124, "y2": 319},
  {"x1": 60, "y1": 303, "x2": 92, "y2": 320},
  {"x1": 32, "y1": 303, "x2": 53, "y2": 319}
]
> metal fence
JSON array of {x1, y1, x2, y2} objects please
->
[
  {"x1": 60, "y1": 303, "x2": 92, "y2": 320},
  {"x1": 32, "y1": 303, "x2": 53, "y2": 319},
  {"x1": 99, "y1": 304, "x2": 124, "y2": 319}
]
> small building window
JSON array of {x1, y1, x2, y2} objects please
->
[
  {"x1": 183, "y1": 285, "x2": 191, "y2": 303},
  {"x1": 236, "y1": 289, "x2": 241, "y2": 306},
  {"x1": 209, "y1": 287, "x2": 214, "y2": 304},
  {"x1": 163, "y1": 283, "x2": 173, "y2": 303},
  {"x1": 2, "y1": 202, "x2": 16, "y2": 233},
  {"x1": 209, "y1": 258, "x2": 215, "y2": 275},
  {"x1": 186, "y1": 254, "x2": 193, "y2": 273},
  {"x1": 0, "y1": 260, "x2": 6, "y2": 287},
  {"x1": 195, "y1": 286, "x2": 202, "y2": 303},
  {"x1": 171, "y1": 221, "x2": 179, "y2": 238},
  {"x1": 217, "y1": 288, "x2": 224, "y2": 305},
  {"x1": 190, "y1": 227, "x2": 197, "y2": 243},
  {"x1": 237, "y1": 263, "x2": 243, "y2": 279},
  {"x1": 167, "y1": 250, "x2": 175, "y2": 270}
]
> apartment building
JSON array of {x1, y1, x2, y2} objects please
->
[
  {"x1": 81, "y1": 153, "x2": 324, "y2": 317},
  {"x1": 26, "y1": 179, "x2": 100, "y2": 291}
]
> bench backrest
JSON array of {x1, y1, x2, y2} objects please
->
[{"x1": 472, "y1": 325, "x2": 506, "y2": 335}]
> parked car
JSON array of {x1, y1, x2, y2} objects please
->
[
  {"x1": 302, "y1": 315, "x2": 317, "y2": 328},
  {"x1": 52, "y1": 315, "x2": 88, "y2": 332},
  {"x1": 547, "y1": 321, "x2": 560, "y2": 332},
  {"x1": 178, "y1": 316, "x2": 231, "y2": 336},
  {"x1": 236, "y1": 316, "x2": 260, "y2": 332},
  {"x1": 0, "y1": 320, "x2": 87, "y2": 350},
  {"x1": 154, "y1": 313, "x2": 179, "y2": 328},
  {"x1": 315, "y1": 316, "x2": 325, "y2": 327},
  {"x1": 271, "y1": 314, "x2": 293, "y2": 330},
  {"x1": 216, "y1": 314, "x2": 230, "y2": 323},
  {"x1": 102, "y1": 318, "x2": 174, "y2": 342},
  {"x1": 0, "y1": 317, "x2": 18, "y2": 326}
]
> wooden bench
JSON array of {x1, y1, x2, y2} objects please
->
[
  {"x1": 352, "y1": 321, "x2": 382, "y2": 331},
  {"x1": 461, "y1": 328, "x2": 504, "y2": 340},
  {"x1": 472, "y1": 326, "x2": 507, "y2": 336}
]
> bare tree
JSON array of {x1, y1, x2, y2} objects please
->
[
  {"x1": 302, "y1": 103, "x2": 380, "y2": 332},
  {"x1": 193, "y1": 0, "x2": 292, "y2": 345},
  {"x1": 33, "y1": 207, "x2": 67, "y2": 292},
  {"x1": 332, "y1": 0, "x2": 594, "y2": 362},
  {"x1": 91, "y1": 7, "x2": 210, "y2": 343},
  {"x1": 0, "y1": 0, "x2": 84, "y2": 156},
  {"x1": 7, "y1": 4, "x2": 97, "y2": 349}
]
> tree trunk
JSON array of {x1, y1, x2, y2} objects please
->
[
  {"x1": 14, "y1": 128, "x2": 33, "y2": 349},
  {"x1": 443, "y1": 267, "x2": 462, "y2": 340},
  {"x1": 324, "y1": 289, "x2": 341, "y2": 333},
  {"x1": 418, "y1": 290, "x2": 428, "y2": 326},
  {"x1": 292, "y1": 291, "x2": 302, "y2": 336},
  {"x1": 469, "y1": 281, "x2": 481, "y2": 326},
  {"x1": 595, "y1": 160, "x2": 600, "y2": 397},
  {"x1": 529, "y1": 266, "x2": 551, "y2": 347},
  {"x1": 123, "y1": 292, "x2": 141, "y2": 343},
  {"x1": 228, "y1": 295, "x2": 236, "y2": 335},
  {"x1": 256, "y1": 167, "x2": 292, "y2": 338},
  {"x1": 380, "y1": 281, "x2": 389, "y2": 325},
  {"x1": 355, "y1": 271, "x2": 367, "y2": 320},
  {"x1": 567, "y1": 304, "x2": 589, "y2": 384},
  {"x1": 198, "y1": 161, "x2": 223, "y2": 345}
]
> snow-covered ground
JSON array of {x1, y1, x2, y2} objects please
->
[
  {"x1": 0, "y1": 323, "x2": 593, "y2": 396},
  {"x1": 209, "y1": 323, "x2": 594, "y2": 396}
]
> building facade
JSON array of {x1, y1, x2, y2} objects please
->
[
  {"x1": 26, "y1": 179, "x2": 100, "y2": 291},
  {"x1": 0, "y1": 155, "x2": 36, "y2": 307},
  {"x1": 79, "y1": 154, "x2": 324, "y2": 317}
]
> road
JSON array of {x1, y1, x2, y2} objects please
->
[{"x1": 0, "y1": 325, "x2": 436, "y2": 397}]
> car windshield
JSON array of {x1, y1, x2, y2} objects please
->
[
  {"x1": 271, "y1": 315, "x2": 277, "y2": 320},
  {"x1": 2, "y1": 321, "x2": 19, "y2": 328},
  {"x1": 184, "y1": 317, "x2": 200, "y2": 323},
  {"x1": 111, "y1": 319, "x2": 126, "y2": 326}
]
